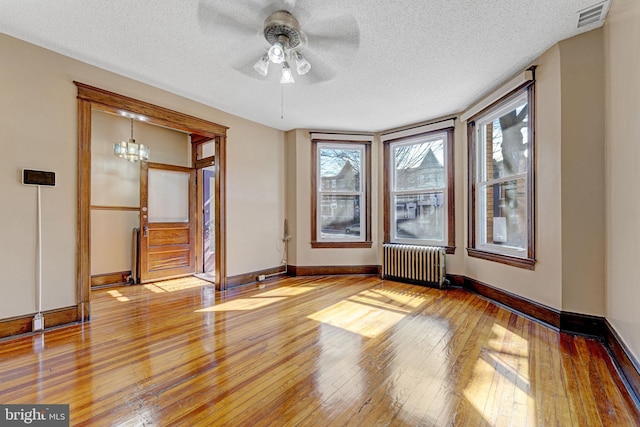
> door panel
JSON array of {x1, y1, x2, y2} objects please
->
[{"x1": 140, "y1": 162, "x2": 196, "y2": 283}]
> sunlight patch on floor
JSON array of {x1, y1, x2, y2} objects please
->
[
  {"x1": 107, "y1": 290, "x2": 130, "y2": 302},
  {"x1": 195, "y1": 297, "x2": 287, "y2": 312},
  {"x1": 256, "y1": 286, "x2": 315, "y2": 297},
  {"x1": 143, "y1": 277, "x2": 210, "y2": 293},
  {"x1": 462, "y1": 323, "x2": 533, "y2": 424},
  {"x1": 306, "y1": 287, "x2": 427, "y2": 338}
]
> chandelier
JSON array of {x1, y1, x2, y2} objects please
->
[
  {"x1": 252, "y1": 10, "x2": 311, "y2": 84},
  {"x1": 113, "y1": 117, "x2": 149, "y2": 162}
]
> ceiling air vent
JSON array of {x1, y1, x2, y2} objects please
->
[{"x1": 577, "y1": 1, "x2": 610, "y2": 29}]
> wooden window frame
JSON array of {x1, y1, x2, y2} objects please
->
[
  {"x1": 383, "y1": 128, "x2": 455, "y2": 253},
  {"x1": 311, "y1": 139, "x2": 372, "y2": 249},
  {"x1": 467, "y1": 82, "x2": 536, "y2": 270}
]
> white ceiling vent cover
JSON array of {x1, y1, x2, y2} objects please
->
[{"x1": 577, "y1": 1, "x2": 610, "y2": 28}]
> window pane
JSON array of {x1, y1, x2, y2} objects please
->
[
  {"x1": 481, "y1": 178, "x2": 527, "y2": 249},
  {"x1": 320, "y1": 194, "x2": 361, "y2": 238},
  {"x1": 320, "y1": 148, "x2": 361, "y2": 192},
  {"x1": 393, "y1": 140, "x2": 445, "y2": 191},
  {"x1": 148, "y1": 169, "x2": 189, "y2": 223},
  {"x1": 483, "y1": 101, "x2": 528, "y2": 180},
  {"x1": 394, "y1": 192, "x2": 444, "y2": 241}
]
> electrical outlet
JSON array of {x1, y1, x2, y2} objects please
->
[
  {"x1": 33, "y1": 313, "x2": 44, "y2": 331},
  {"x1": 258, "y1": 274, "x2": 266, "y2": 281}
]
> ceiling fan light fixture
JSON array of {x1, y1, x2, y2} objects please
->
[
  {"x1": 292, "y1": 50, "x2": 311, "y2": 75},
  {"x1": 253, "y1": 53, "x2": 270, "y2": 76},
  {"x1": 268, "y1": 41, "x2": 286, "y2": 64},
  {"x1": 281, "y1": 61, "x2": 295, "y2": 84}
]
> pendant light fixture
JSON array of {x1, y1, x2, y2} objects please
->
[{"x1": 114, "y1": 117, "x2": 149, "y2": 162}]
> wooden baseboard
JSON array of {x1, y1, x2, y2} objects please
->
[
  {"x1": 446, "y1": 274, "x2": 465, "y2": 287},
  {"x1": 560, "y1": 311, "x2": 606, "y2": 338},
  {"x1": 287, "y1": 265, "x2": 378, "y2": 276},
  {"x1": 91, "y1": 271, "x2": 131, "y2": 288},
  {"x1": 463, "y1": 277, "x2": 561, "y2": 328},
  {"x1": 605, "y1": 319, "x2": 640, "y2": 405},
  {"x1": 226, "y1": 265, "x2": 287, "y2": 288},
  {"x1": 462, "y1": 275, "x2": 639, "y2": 407},
  {"x1": 0, "y1": 306, "x2": 79, "y2": 340}
]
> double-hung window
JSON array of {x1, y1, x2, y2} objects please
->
[
  {"x1": 468, "y1": 81, "x2": 535, "y2": 269},
  {"x1": 384, "y1": 126, "x2": 454, "y2": 251},
  {"x1": 311, "y1": 136, "x2": 372, "y2": 248}
]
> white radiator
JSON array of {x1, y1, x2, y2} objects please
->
[{"x1": 382, "y1": 244, "x2": 446, "y2": 288}]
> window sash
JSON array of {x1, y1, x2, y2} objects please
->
[
  {"x1": 316, "y1": 142, "x2": 366, "y2": 243},
  {"x1": 388, "y1": 132, "x2": 449, "y2": 246},
  {"x1": 468, "y1": 81, "x2": 534, "y2": 267}
]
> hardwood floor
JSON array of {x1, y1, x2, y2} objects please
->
[{"x1": 0, "y1": 275, "x2": 638, "y2": 426}]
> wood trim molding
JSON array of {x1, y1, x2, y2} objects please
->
[
  {"x1": 0, "y1": 306, "x2": 79, "y2": 340},
  {"x1": 560, "y1": 311, "x2": 606, "y2": 338},
  {"x1": 311, "y1": 241, "x2": 373, "y2": 249},
  {"x1": 75, "y1": 82, "x2": 229, "y2": 137},
  {"x1": 310, "y1": 139, "x2": 372, "y2": 248},
  {"x1": 91, "y1": 271, "x2": 131, "y2": 288},
  {"x1": 91, "y1": 205, "x2": 140, "y2": 211},
  {"x1": 75, "y1": 81, "x2": 229, "y2": 298},
  {"x1": 226, "y1": 266, "x2": 287, "y2": 288},
  {"x1": 463, "y1": 276, "x2": 560, "y2": 328},
  {"x1": 605, "y1": 319, "x2": 640, "y2": 405},
  {"x1": 466, "y1": 248, "x2": 536, "y2": 270},
  {"x1": 287, "y1": 265, "x2": 378, "y2": 276},
  {"x1": 445, "y1": 274, "x2": 465, "y2": 288},
  {"x1": 77, "y1": 98, "x2": 92, "y2": 322}
]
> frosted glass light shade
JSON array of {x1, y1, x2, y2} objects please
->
[
  {"x1": 268, "y1": 42, "x2": 286, "y2": 64},
  {"x1": 253, "y1": 54, "x2": 269, "y2": 76},
  {"x1": 281, "y1": 62, "x2": 295, "y2": 84},
  {"x1": 292, "y1": 50, "x2": 311, "y2": 75}
]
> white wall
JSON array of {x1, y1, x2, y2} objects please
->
[
  {"x1": 604, "y1": 0, "x2": 640, "y2": 362},
  {"x1": 0, "y1": 33, "x2": 285, "y2": 319}
]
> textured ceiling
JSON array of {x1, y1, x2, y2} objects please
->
[{"x1": 0, "y1": 0, "x2": 606, "y2": 132}]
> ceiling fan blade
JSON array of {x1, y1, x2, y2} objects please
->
[
  {"x1": 303, "y1": 14, "x2": 360, "y2": 63},
  {"x1": 232, "y1": 52, "x2": 273, "y2": 82},
  {"x1": 197, "y1": 0, "x2": 264, "y2": 44},
  {"x1": 295, "y1": 49, "x2": 337, "y2": 84}
]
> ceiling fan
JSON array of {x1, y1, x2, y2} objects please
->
[{"x1": 197, "y1": 0, "x2": 360, "y2": 84}]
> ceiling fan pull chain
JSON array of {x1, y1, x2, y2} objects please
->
[{"x1": 281, "y1": 84, "x2": 284, "y2": 120}]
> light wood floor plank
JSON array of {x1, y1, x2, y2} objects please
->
[{"x1": 0, "y1": 275, "x2": 638, "y2": 426}]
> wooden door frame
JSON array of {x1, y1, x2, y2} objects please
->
[{"x1": 75, "y1": 82, "x2": 229, "y2": 321}]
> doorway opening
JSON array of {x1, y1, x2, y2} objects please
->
[
  {"x1": 76, "y1": 82, "x2": 229, "y2": 321},
  {"x1": 199, "y1": 166, "x2": 216, "y2": 281}
]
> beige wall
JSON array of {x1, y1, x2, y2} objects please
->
[
  {"x1": 604, "y1": 0, "x2": 640, "y2": 362},
  {"x1": 559, "y1": 29, "x2": 605, "y2": 315},
  {"x1": 0, "y1": 33, "x2": 285, "y2": 319},
  {"x1": 286, "y1": 130, "x2": 379, "y2": 267}
]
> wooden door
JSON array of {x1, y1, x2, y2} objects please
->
[{"x1": 139, "y1": 162, "x2": 196, "y2": 283}]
